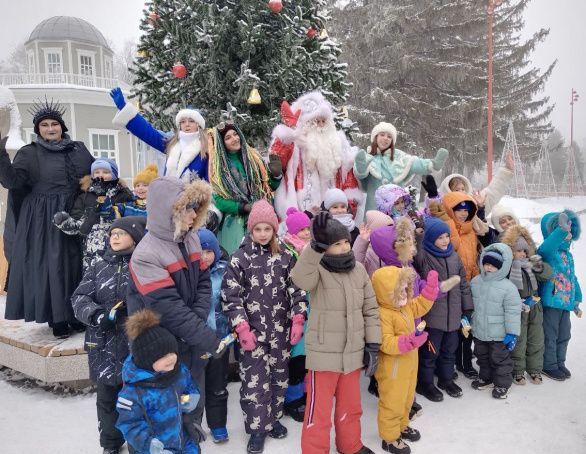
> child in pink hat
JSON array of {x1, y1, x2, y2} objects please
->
[{"x1": 283, "y1": 207, "x2": 311, "y2": 254}]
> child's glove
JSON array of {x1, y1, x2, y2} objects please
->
[
  {"x1": 53, "y1": 211, "x2": 72, "y2": 228},
  {"x1": 363, "y1": 343, "x2": 380, "y2": 377},
  {"x1": 503, "y1": 334, "x2": 518, "y2": 352},
  {"x1": 268, "y1": 154, "x2": 283, "y2": 179},
  {"x1": 110, "y1": 87, "x2": 126, "y2": 110},
  {"x1": 428, "y1": 202, "x2": 449, "y2": 221},
  {"x1": 182, "y1": 412, "x2": 207, "y2": 443},
  {"x1": 180, "y1": 393, "x2": 200, "y2": 413},
  {"x1": 421, "y1": 175, "x2": 439, "y2": 198},
  {"x1": 558, "y1": 212, "x2": 572, "y2": 232},
  {"x1": 421, "y1": 270, "x2": 439, "y2": 301},
  {"x1": 290, "y1": 314, "x2": 305, "y2": 346},
  {"x1": 397, "y1": 331, "x2": 429, "y2": 354},
  {"x1": 93, "y1": 310, "x2": 116, "y2": 331},
  {"x1": 310, "y1": 211, "x2": 331, "y2": 253},
  {"x1": 439, "y1": 275, "x2": 461, "y2": 293},
  {"x1": 529, "y1": 254, "x2": 544, "y2": 273},
  {"x1": 235, "y1": 321, "x2": 257, "y2": 351},
  {"x1": 150, "y1": 438, "x2": 173, "y2": 454},
  {"x1": 432, "y1": 148, "x2": 449, "y2": 171},
  {"x1": 574, "y1": 304, "x2": 583, "y2": 318}
]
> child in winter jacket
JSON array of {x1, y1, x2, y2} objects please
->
[
  {"x1": 501, "y1": 225, "x2": 552, "y2": 385},
  {"x1": 470, "y1": 244, "x2": 521, "y2": 399},
  {"x1": 221, "y1": 199, "x2": 307, "y2": 454},
  {"x1": 375, "y1": 183, "x2": 412, "y2": 222},
  {"x1": 323, "y1": 188, "x2": 360, "y2": 245},
  {"x1": 352, "y1": 210, "x2": 394, "y2": 277},
  {"x1": 116, "y1": 163, "x2": 159, "y2": 217},
  {"x1": 116, "y1": 309, "x2": 203, "y2": 454},
  {"x1": 372, "y1": 267, "x2": 440, "y2": 454},
  {"x1": 413, "y1": 217, "x2": 471, "y2": 402},
  {"x1": 537, "y1": 210, "x2": 582, "y2": 381},
  {"x1": 71, "y1": 216, "x2": 146, "y2": 454},
  {"x1": 53, "y1": 158, "x2": 133, "y2": 269},
  {"x1": 291, "y1": 212, "x2": 380, "y2": 454},
  {"x1": 197, "y1": 228, "x2": 231, "y2": 443}
]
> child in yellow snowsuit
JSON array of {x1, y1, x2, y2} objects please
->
[{"x1": 372, "y1": 267, "x2": 439, "y2": 454}]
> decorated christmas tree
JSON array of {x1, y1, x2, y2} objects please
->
[{"x1": 131, "y1": 0, "x2": 351, "y2": 146}]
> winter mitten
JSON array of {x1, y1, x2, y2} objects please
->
[
  {"x1": 363, "y1": 343, "x2": 380, "y2": 377},
  {"x1": 238, "y1": 202, "x2": 252, "y2": 215},
  {"x1": 290, "y1": 314, "x2": 305, "y2": 346},
  {"x1": 421, "y1": 175, "x2": 439, "y2": 198},
  {"x1": 310, "y1": 211, "x2": 332, "y2": 253},
  {"x1": 428, "y1": 202, "x2": 449, "y2": 221},
  {"x1": 574, "y1": 304, "x2": 583, "y2": 318},
  {"x1": 268, "y1": 154, "x2": 283, "y2": 179},
  {"x1": 558, "y1": 212, "x2": 572, "y2": 232},
  {"x1": 53, "y1": 211, "x2": 71, "y2": 228},
  {"x1": 93, "y1": 310, "x2": 116, "y2": 331},
  {"x1": 439, "y1": 275, "x2": 461, "y2": 293},
  {"x1": 235, "y1": 321, "x2": 257, "y2": 351},
  {"x1": 150, "y1": 438, "x2": 172, "y2": 454},
  {"x1": 91, "y1": 178, "x2": 108, "y2": 196},
  {"x1": 354, "y1": 149, "x2": 371, "y2": 176},
  {"x1": 397, "y1": 331, "x2": 429, "y2": 354},
  {"x1": 180, "y1": 393, "x2": 200, "y2": 413},
  {"x1": 182, "y1": 412, "x2": 207, "y2": 443},
  {"x1": 432, "y1": 148, "x2": 449, "y2": 171},
  {"x1": 110, "y1": 87, "x2": 126, "y2": 110},
  {"x1": 503, "y1": 334, "x2": 518, "y2": 352},
  {"x1": 529, "y1": 254, "x2": 544, "y2": 273},
  {"x1": 421, "y1": 270, "x2": 440, "y2": 301}
]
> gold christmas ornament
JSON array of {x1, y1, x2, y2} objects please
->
[
  {"x1": 341, "y1": 106, "x2": 349, "y2": 118},
  {"x1": 137, "y1": 49, "x2": 149, "y2": 58},
  {"x1": 247, "y1": 87, "x2": 262, "y2": 105},
  {"x1": 320, "y1": 27, "x2": 329, "y2": 39}
]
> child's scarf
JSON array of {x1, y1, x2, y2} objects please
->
[{"x1": 509, "y1": 258, "x2": 537, "y2": 291}]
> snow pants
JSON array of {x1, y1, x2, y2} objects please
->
[
  {"x1": 418, "y1": 328, "x2": 459, "y2": 385},
  {"x1": 512, "y1": 302, "x2": 544, "y2": 374},
  {"x1": 302, "y1": 368, "x2": 364, "y2": 454},
  {"x1": 473, "y1": 339, "x2": 513, "y2": 388},
  {"x1": 376, "y1": 350, "x2": 418, "y2": 442},
  {"x1": 96, "y1": 382, "x2": 124, "y2": 450},
  {"x1": 205, "y1": 350, "x2": 229, "y2": 429},
  {"x1": 239, "y1": 341, "x2": 289, "y2": 434},
  {"x1": 456, "y1": 331, "x2": 474, "y2": 371},
  {"x1": 543, "y1": 306, "x2": 571, "y2": 371}
]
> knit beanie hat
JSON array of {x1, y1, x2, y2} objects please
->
[
  {"x1": 247, "y1": 199, "x2": 279, "y2": 233},
  {"x1": 424, "y1": 217, "x2": 451, "y2": 243},
  {"x1": 197, "y1": 228, "x2": 221, "y2": 266},
  {"x1": 126, "y1": 310, "x2": 178, "y2": 371},
  {"x1": 285, "y1": 207, "x2": 310, "y2": 235},
  {"x1": 514, "y1": 235, "x2": 530, "y2": 253},
  {"x1": 370, "y1": 122, "x2": 397, "y2": 145},
  {"x1": 482, "y1": 250, "x2": 504, "y2": 270},
  {"x1": 91, "y1": 158, "x2": 119, "y2": 179},
  {"x1": 323, "y1": 188, "x2": 348, "y2": 210},
  {"x1": 175, "y1": 108, "x2": 205, "y2": 130},
  {"x1": 317, "y1": 216, "x2": 351, "y2": 246},
  {"x1": 133, "y1": 163, "x2": 159, "y2": 187},
  {"x1": 109, "y1": 216, "x2": 146, "y2": 244},
  {"x1": 365, "y1": 210, "x2": 394, "y2": 229}
]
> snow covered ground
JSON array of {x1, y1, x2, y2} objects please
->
[{"x1": 1, "y1": 197, "x2": 586, "y2": 454}]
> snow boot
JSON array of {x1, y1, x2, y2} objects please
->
[
  {"x1": 268, "y1": 421, "x2": 288, "y2": 439},
  {"x1": 416, "y1": 383, "x2": 443, "y2": 402},
  {"x1": 409, "y1": 401, "x2": 423, "y2": 420},
  {"x1": 457, "y1": 365, "x2": 479, "y2": 379},
  {"x1": 210, "y1": 427, "x2": 229, "y2": 443},
  {"x1": 368, "y1": 376, "x2": 379, "y2": 397},
  {"x1": 247, "y1": 433, "x2": 267, "y2": 454},
  {"x1": 438, "y1": 380, "x2": 463, "y2": 398},
  {"x1": 559, "y1": 365, "x2": 572, "y2": 379},
  {"x1": 102, "y1": 449, "x2": 120, "y2": 454},
  {"x1": 338, "y1": 447, "x2": 376, "y2": 454},
  {"x1": 542, "y1": 368, "x2": 566, "y2": 381},
  {"x1": 284, "y1": 396, "x2": 306, "y2": 422},
  {"x1": 52, "y1": 321, "x2": 70, "y2": 339},
  {"x1": 492, "y1": 386, "x2": 509, "y2": 399},
  {"x1": 528, "y1": 372, "x2": 543, "y2": 384},
  {"x1": 382, "y1": 439, "x2": 411, "y2": 454},
  {"x1": 400, "y1": 426, "x2": 421, "y2": 442},
  {"x1": 471, "y1": 378, "x2": 493, "y2": 390},
  {"x1": 513, "y1": 374, "x2": 526, "y2": 385}
]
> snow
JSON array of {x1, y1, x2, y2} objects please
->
[{"x1": 1, "y1": 197, "x2": 586, "y2": 453}]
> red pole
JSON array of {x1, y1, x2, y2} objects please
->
[
  {"x1": 570, "y1": 88, "x2": 575, "y2": 196},
  {"x1": 487, "y1": 1, "x2": 496, "y2": 183}
]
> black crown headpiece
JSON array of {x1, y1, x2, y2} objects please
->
[{"x1": 28, "y1": 98, "x2": 68, "y2": 134}]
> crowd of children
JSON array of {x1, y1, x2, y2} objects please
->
[{"x1": 62, "y1": 125, "x2": 582, "y2": 454}]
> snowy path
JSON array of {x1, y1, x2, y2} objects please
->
[{"x1": 1, "y1": 206, "x2": 586, "y2": 453}]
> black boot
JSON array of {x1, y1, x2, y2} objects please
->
[
  {"x1": 558, "y1": 365, "x2": 572, "y2": 379},
  {"x1": 400, "y1": 426, "x2": 421, "y2": 442},
  {"x1": 438, "y1": 381, "x2": 463, "y2": 398},
  {"x1": 52, "y1": 321, "x2": 70, "y2": 339},
  {"x1": 542, "y1": 368, "x2": 566, "y2": 381},
  {"x1": 368, "y1": 376, "x2": 379, "y2": 397},
  {"x1": 382, "y1": 439, "x2": 411, "y2": 454},
  {"x1": 284, "y1": 396, "x2": 306, "y2": 422},
  {"x1": 102, "y1": 449, "x2": 120, "y2": 454},
  {"x1": 409, "y1": 401, "x2": 423, "y2": 420},
  {"x1": 247, "y1": 433, "x2": 267, "y2": 454},
  {"x1": 416, "y1": 383, "x2": 443, "y2": 402},
  {"x1": 268, "y1": 421, "x2": 288, "y2": 439}
]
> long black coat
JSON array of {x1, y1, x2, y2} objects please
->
[
  {"x1": 71, "y1": 248, "x2": 131, "y2": 385},
  {"x1": 0, "y1": 138, "x2": 94, "y2": 324}
]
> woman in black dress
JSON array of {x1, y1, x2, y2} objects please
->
[{"x1": 0, "y1": 99, "x2": 94, "y2": 337}]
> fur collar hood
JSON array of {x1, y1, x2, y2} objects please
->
[{"x1": 500, "y1": 224, "x2": 536, "y2": 257}]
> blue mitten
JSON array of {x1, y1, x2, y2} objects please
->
[
  {"x1": 503, "y1": 334, "x2": 518, "y2": 352},
  {"x1": 110, "y1": 87, "x2": 126, "y2": 110}
]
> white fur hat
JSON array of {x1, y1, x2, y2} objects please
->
[
  {"x1": 175, "y1": 108, "x2": 205, "y2": 129},
  {"x1": 370, "y1": 122, "x2": 397, "y2": 145},
  {"x1": 490, "y1": 204, "x2": 520, "y2": 233},
  {"x1": 291, "y1": 91, "x2": 334, "y2": 126}
]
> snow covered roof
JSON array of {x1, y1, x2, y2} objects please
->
[{"x1": 26, "y1": 16, "x2": 112, "y2": 51}]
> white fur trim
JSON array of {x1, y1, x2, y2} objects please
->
[
  {"x1": 175, "y1": 109, "x2": 205, "y2": 129},
  {"x1": 165, "y1": 132, "x2": 201, "y2": 178},
  {"x1": 112, "y1": 103, "x2": 139, "y2": 129},
  {"x1": 274, "y1": 145, "x2": 301, "y2": 220},
  {"x1": 370, "y1": 122, "x2": 397, "y2": 145},
  {"x1": 344, "y1": 187, "x2": 366, "y2": 224},
  {"x1": 291, "y1": 91, "x2": 334, "y2": 126},
  {"x1": 271, "y1": 124, "x2": 298, "y2": 145},
  {"x1": 481, "y1": 167, "x2": 514, "y2": 214},
  {"x1": 490, "y1": 204, "x2": 519, "y2": 233},
  {"x1": 439, "y1": 173, "x2": 473, "y2": 195}
]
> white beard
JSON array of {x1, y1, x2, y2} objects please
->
[{"x1": 300, "y1": 122, "x2": 342, "y2": 180}]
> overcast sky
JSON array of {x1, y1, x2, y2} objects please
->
[{"x1": 0, "y1": 0, "x2": 583, "y2": 144}]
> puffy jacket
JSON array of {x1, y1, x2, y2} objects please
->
[
  {"x1": 115, "y1": 358, "x2": 199, "y2": 454},
  {"x1": 537, "y1": 210, "x2": 582, "y2": 311},
  {"x1": 222, "y1": 235, "x2": 307, "y2": 340},
  {"x1": 471, "y1": 243, "x2": 521, "y2": 341},
  {"x1": 71, "y1": 248, "x2": 132, "y2": 385},
  {"x1": 291, "y1": 247, "x2": 381, "y2": 373}
]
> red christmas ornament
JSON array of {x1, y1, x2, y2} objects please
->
[
  {"x1": 268, "y1": 0, "x2": 283, "y2": 13},
  {"x1": 147, "y1": 12, "x2": 160, "y2": 25},
  {"x1": 306, "y1": 27, "x2": 318, "y2": 39},
  {"x1": 172, "y1": 63, "x2": 187, "y2": 79}
]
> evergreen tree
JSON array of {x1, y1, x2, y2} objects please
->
[
  {"x1": 330, "y1": 0, "x2": 554, "y2": 173},
  {"x1": 131, "y1": 0, "x2": 351, "y2": 146}
]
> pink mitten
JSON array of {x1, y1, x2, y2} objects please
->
[
  {"x1": 397, "y1": 331, "x2": 429, "y2": 354},
  {"x1": 235, "y1": 322, "x2": 257, "y2": 351},
  {"x1": 421, "y1": 270, "x2": 439, "y2": 301},
  {"x1": 290, "y1": 314, "x2": 305, "y2": 346}
]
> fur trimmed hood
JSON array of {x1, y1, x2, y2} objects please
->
[
  {"x1": 79, "y1": 174, "x2": 127, "y2": 192},
  {"x1": 439, "y1": 173, "x2": 473, "y2": 195},
  {"x1": 490, "y1": 204, "x2": 520, "y2": 233},
  {"x1": 146, "y1": 176, "x2": 211, "y2": 242},
  {"x1": 442, "y1": 191, "x2": 477, "y2": 223},
  {"x1": 541, "y1": 209, "x2": 581, "y2": 243},
  {"x1": 370, "y1": 218, "x2": 416, "y2": 267},
  {"x1": 500, "y1": 225, "x2": 536, "y2": 257},
  {"x1": 372, "y1": 266, "x2": 415, "y2": 310}
]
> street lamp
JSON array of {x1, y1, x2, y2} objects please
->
[{"x1": 486, "y1": 0, "x2": 503, "y2": 183}]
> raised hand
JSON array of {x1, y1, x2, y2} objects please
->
[{"x1": 109, "y1": 87, "x2": 126, "y2": 110}]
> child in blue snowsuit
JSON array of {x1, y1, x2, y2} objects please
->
[
  {"x1": 116, "y1": 309, "x2": 202, "y2": 454},
  {"x1": 537, "y1": 210, "x2": 582, "y2": 381}
]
